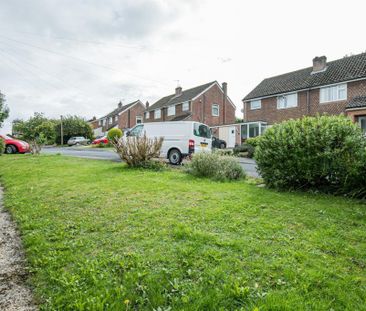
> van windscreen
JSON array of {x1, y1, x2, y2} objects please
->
[{"x1": 193, "y1": 123, "x2": 211, "y2": 138}]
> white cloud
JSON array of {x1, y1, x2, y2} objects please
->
[{"x1": 1, "y1": 0, "x2": 366, "y2": 133}]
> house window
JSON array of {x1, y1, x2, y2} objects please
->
[
  {"x1": 320, "y1": 83, "x2": 347, "y2": 103},
  {"x1": 357, "y1": 116, "x2": 366, "y2": 133},
  {"x1": 99, "y1": 120, "x2": 102, "y2": 126},
  {"x1": 277, "y1": 93, "x2": 298, "y2": 109},
  {"x1": 167, "y1": 105, "x2": 176, "y2": 116},
  {"x1": 250, "y1": 100, "x2": 261, "y2": 110},
  {"x1": 249, "y1": 123, "x2": 260, "y2": 137},
  {"x1": 114, "y1": 115, "x2": 117, "y2": 123},
  {"x1": 136, "y1": 116, "x2": 142, "y2": 124},
  {"x1": 109, "y1": 117, "x2": 113, "y2": 124},
  {"x1": 241, "y1": 122, "x2": 268, "y2": 141},
  {"x1": 182, "y1": 101, "x2": 189, "y2": 111},
  {"x1": 212, "y1": 104, "x2": 219, "y2": 116},
  {"x1": 145, "y1": 111, "x2": 150, "y2": 119},
  {"x1": 154, "y1": 109, "x2": 161, "y2": 119}
]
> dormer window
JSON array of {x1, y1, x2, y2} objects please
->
[
  {"x1": 154, "y1": 109, "x2": 161, "y2": 119},
  {"x1": 167, "y1": 105, "x2": 176, "y2": 116},
  {"x1": 182, "y1": 101, "x2": 189, "y2": 111}
]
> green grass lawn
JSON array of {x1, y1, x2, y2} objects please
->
[{"x1": 0, "y1": 155, "x2": 365, "y2": 310}]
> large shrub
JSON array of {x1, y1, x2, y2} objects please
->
[
  {"x1": 113, "y1": 134, "x2": 163, "y2": 167},
  {"x1": 246, "y1": 136, "x2": 261, "y2": 148},
  {"x1": 233, "y1": 144, "x2": 255, "y2": 158},
  {"x1": 0, "y1": 137, "x2": 4, "y2": 155},
  {"x1": 255, "y1": 115, "x2": 366, "y2": 194},
  {"x1": 107, "y1": 128, "x2": 123, "y2": 143},
  {"x1": 186, "y1": 152, "x2": 245, "y2": 181}
]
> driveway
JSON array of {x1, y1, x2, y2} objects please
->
[{"x1": 42, "y1": 147, "x2": 260, "y2": 178}]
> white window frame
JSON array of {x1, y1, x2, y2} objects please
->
[
  {"x1": 154, "y1": 109, "x2": 161, "y2": 119},
  {"x1": 277, "y1": 93, "x2": 298, "y2": 109},
  {"x1": 320, "y1": 83, "x2": 347, "y2": 103},
  {"x1": 136, "y1": 116, "x2": 142, "y2": 124},
  {"x1": 109, "y1": 117, "x2": 113, "y2": 124},
  {"x1": 145, "y1": 111, "x2": 150, "y2": 119},
  {"x1": 250, "y1": 99, "x2": 261, "y2": 110},
  {"x1": 358, "y1": 116, "x2": 366, "y2": 133},
  {"x1": 167, "y1": 105, "x2": 176, "y2": 116},
  {"x1": 212, "y1": 104, "x2": 219, "y2": 116},
  {"x1": 182, "y1": 101, "x2": 189, "y2": 111}
]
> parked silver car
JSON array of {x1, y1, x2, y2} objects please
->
[{"x1": 67, "y1": 136, "x2": 90, "y2": 146}]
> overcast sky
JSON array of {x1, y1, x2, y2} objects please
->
[{"x1": 1, "y1": 0, "x2": 365, "y2": 134}]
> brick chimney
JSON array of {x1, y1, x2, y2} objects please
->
[
  {"x1": 145, "y1": 101, "x2": 149, "y2": 109},
  {"x1": 222, "y1": 82, "x2": 227, "y2": 124},
  {"x1": 175, "y1": 86, "x2": 182, "y2": 96},
  {"x1": 118, "y1": 101, "x2": 122, "y2": 108},
  {"x1": 312, "y1": 56, "x2": 327, "y2": 73}
]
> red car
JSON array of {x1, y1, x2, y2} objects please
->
[
  {"x1": 0, "y1": 135, "x2": 30, "y2": 154},
  {"x1": 92, "y1": 136, "x2": 109, "y2": 145}
]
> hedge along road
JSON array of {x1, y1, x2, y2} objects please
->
[{"x1": 41, "y1": 147, "x2": 260, "y2": 178}]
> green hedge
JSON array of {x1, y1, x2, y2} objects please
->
[
  {"x1": 233, "y1": 144, "x2": 255, "y2": 158},
  {"x1": 255, "y1": 115, "x2": 366, "y2": 197},
  {"x1": 186, "y1": 152, "x2": 245, "y2": 181}
]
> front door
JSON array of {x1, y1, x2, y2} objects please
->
[
  {"x1": 227, "y1": 126, "x2": 236, "y2": 148},
  {"x1": 357, "y1": 116, "x2": 366, "y2": 133}
]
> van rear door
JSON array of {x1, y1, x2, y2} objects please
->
[{"x1": 193, "y1": 123, "x2": 212, "y2": 153}]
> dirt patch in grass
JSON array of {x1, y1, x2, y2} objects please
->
[{"x1": 0, "y1": 187, "x2": 37, "y2": 311}]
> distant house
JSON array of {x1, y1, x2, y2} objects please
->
[
  {"x1": 89, "y1": 100, "x2": 145, "y2": 136},
  {"x1": 144, "y1": 81, "x2": 236, "y2": 127},
  {"x1": 242, "y1": 53, "x2": 366, "y2": 138}
]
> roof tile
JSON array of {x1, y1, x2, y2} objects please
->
[
  {"x1": 346, "y1": 96, "x2": 366, "y2": 109},
  {"x1": 244, "y1": 53, "x2": 366, "y2": 101},
  {"x1": 147, "y1": 81, "x2": 216, "y2": 111}
]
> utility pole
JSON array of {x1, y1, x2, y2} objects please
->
[{"x1": 60, "y1": 115, "x2": 64, "y2": 146}]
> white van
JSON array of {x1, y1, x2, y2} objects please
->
[{"x1": 126, "y1": 121, "x2": 212, "y2": 164}]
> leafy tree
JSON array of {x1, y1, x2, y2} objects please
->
[
  {"x1": 0, "y1": 92, "x2": 9, "y2": 128},
  {"x1": 55, "y1": 115, "x2": 93, "y2": 144},
  {"x1": 13, "y1": 113, "x2": 57, "y2": 154}
]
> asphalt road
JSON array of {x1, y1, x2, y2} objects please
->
[{"x1": 42, "y1": 147, "x2": 260, "y2": 178}]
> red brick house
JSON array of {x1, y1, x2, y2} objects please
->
[
  {"x1": 144, "y1": 81, "x2": 236, "y2": 127},
  {"x1": 242, "y1": 53, "x2": 366, "y2": 138},
  {"x1": 90, "y1": 100, "x2": 145, "y2": 136}
]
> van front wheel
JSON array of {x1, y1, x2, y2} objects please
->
[{"x1": 168, "y1": 149, "x2": 182, "y2": 165}]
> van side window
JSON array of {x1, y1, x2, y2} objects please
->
[
  {"x1": 193, "y1": 123, "x2": 211, "y2": 138},
  {"x1": 129, "y1": 125, "x2": 144, "y2": 137}
]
